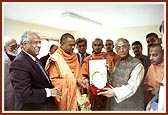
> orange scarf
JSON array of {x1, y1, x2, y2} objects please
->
[
  {"x1": 144, "y1": 61, "x2": 164, "y2": 90},
  {"x1": 45, "y1": 47, "x2": 81, "y2": 111}
]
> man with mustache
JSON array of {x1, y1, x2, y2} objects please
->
[
  {"x1": 132, "y1": 41, "x2": 152, "y2": 109},
  {"x1": 131, "y1": 41, "x2": 150, "y2": 77}
]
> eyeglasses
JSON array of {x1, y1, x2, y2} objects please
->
[
  {"x1": 115, "y1": 45, "x2": 129, "y2": 50},
  {"x1": 9, "y1": 44, "x2": 19, "y2": 50}
]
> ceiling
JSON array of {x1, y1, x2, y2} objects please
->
[{"x1": 3, "y1": 2, "x2": 165, "y2": 31}]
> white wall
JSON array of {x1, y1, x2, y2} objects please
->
[
  {"x1": 3, "y1": 19, "x2": 73, "y2": 58},
  {"x1": 4, "y1": 18, "x2": 161, "y2": 57},
  {"x1": 3, "y1": 19, "x2": 74, "y2": 41},
  {"x1": 74, "y1": 26, "x2": 161, "y2": 56}
]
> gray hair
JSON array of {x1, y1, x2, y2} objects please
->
[
  {"x1": 115, "y1": 38, "x2": 130, "y2": 46},
  {"x1": 4, "y1": 36, "x2": 17, "y2": 46},
  {"x1": 20, "y1": 31, "x2": 39, "y2": 45}
]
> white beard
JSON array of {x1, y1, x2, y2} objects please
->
[{"x1": 7, "y1": 49, "x2": 18, "y2": 56}]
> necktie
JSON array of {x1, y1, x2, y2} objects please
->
[
  {"x1": 81, "y1": 54, "x2": 85, "y2": 67},
  {"x1": 35, "y1": 59, "x2": 51, "y2": 83}
]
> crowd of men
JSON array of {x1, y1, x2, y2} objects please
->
[{"x1": 4, "y1": 21, "x2": 165, "y2": 111}]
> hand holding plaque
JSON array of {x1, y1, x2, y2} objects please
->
[
  {"x1": 89, "y1": 59, "x2": 112, "y2": 95},
  {"x1": 91, "y1": 71, "x2": 107, "y2": 89}
]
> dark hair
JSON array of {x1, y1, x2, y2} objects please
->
[
  {"x1": 148, "y1": 43, "x2": 162, "y2": 51},
  {"x1": 60, "y1": 33, "x2": 75, "y2": 43},
  {"x1": 49, "y1": 44, "x2": 57, "y2": 50},
  {"x1": 92, "y1": 38, "x2": 103, "y2": 45},
  {"x1": 76, "y1": 37, "x2": 87, "y2": 45},
  {"x1": 105, "y1": 39, "x2": 113, "y2": 44},
  {"x1": 132, "y1": 41, "x2": 142, "y2": 48},
  {"x1": 159, "y1": 20, "x2": 164, "y2": 33},
  {"x1": 146, "y1": 32, "x2": 159, "y2": 39}
]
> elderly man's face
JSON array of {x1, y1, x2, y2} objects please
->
[
  {"x1": 24, "y1": 33, "x2": 41, "y2": 57},
  {"x1": 115, "y1": 40, "x2": 130, "y2": 59},
  {"x1": 5, "y1": 39, "x2": 18, "y2": 56}
]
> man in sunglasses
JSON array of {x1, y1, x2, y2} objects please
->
[{"x1": 4, "y1": 36, "x2": 19, "y2": 110}]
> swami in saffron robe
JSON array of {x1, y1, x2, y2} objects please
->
[{"x1": 45, "y1": 47, "x2": 84, "y2": 111}]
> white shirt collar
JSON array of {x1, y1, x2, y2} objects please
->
[
  {"x1": 22, "y1": 50, "x2": 36, "y2": 61},
  {"x1": 79, "y1": 53, "x2": 86, "y2": 57}
]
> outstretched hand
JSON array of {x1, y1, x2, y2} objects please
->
[{"x1": 97, "y1": 87, "x2": 115, "y2": 97}]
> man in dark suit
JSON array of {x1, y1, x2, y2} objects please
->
[
  {"x1": 76, "y1": 37, "x2": 90, "y2": 95},
  {"x1": 9, "y1": 31, "x2": 61, "y2": 111},
  {"x1": 40, "y1": 44, "x2": 58, "y2": 68},
  {"x1": 76, "y1": 38, "x2": 90, "y2": 67}
]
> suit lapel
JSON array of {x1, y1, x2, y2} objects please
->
[
  {"x1": 77, "y1": 53, "x2": 80, "y2": 63},
  {"x1": 86, "y1": 53, "x2": 90, "y2": 57},
  {"x1": 21, "y1": 51, "x2": 51, "y2": 84}
]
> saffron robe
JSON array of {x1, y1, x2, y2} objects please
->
[
  {"x1": 113, "y1": 52, "x2": 120, "y2": 65},
  {"x1": 144, "y1": 61, "x2": 164, "y2": 91},
  {"x1": 45, "y1": 47, "x2": 84, "y2": 111},
  {"x1": 81, "y1": 52, "x2": 114, "y2": 111},
  {"x1": 143, "y1": 61, "x2": 164, "y2": 106}
]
